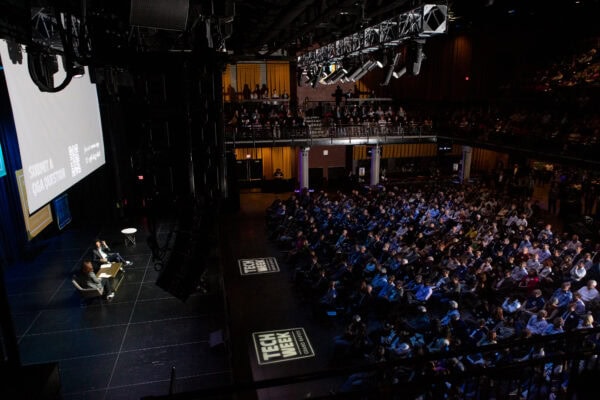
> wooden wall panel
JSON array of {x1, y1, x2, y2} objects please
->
[{"x1": 471, "y1": 148, "x2": 509, "y2": 172}]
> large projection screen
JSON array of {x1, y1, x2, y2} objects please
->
[{"x1": 0, "y1": 39, "x2": 105, "y2": 214}]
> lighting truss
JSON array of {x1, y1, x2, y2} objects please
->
[
  {"x1": 31, "y1": 7, "x2": 90, "y2": 59},
  {"x1": 297, "y1": 4, "x2": 447, "y2": 70}
]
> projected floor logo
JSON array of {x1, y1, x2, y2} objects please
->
[
  {"x1": 238, "y1": 257, "x2": 280, "y2": 275},
  {"x1": 252, "y1": 328, "x2": 315, "y2": 365}
]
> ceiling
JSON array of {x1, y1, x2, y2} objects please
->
[
  {"x1": 11, "y1": 0, "x2": 600, "y2": 66},
  {"x1": 229, "y1": 0, "x2": 412, "y2": 56}
]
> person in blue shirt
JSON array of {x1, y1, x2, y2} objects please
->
[
  {"x1": 520, "y1": 289, "x2": 546, "y2": 317},
  {"x1": 370, "y1": 268, "x2": 389, "y2": 293},
  {"x1": 549, "y1": 281, "x2": 573, "y2": 312},
  {"x1": 335, "y1": 229, "x2": 349, "y2": 249},
  {"x1": 542, "y1": 317, "x2": 564, "y2": 335},
  {"x1": 413, "y1": 279, "x2": 435, "y2": 303}
]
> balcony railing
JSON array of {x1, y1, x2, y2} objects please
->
[{"x1": 224, "y1": 122, "x2": 436, "y2": 145}]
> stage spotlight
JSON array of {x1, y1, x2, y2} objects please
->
[
  {"x1": 346, "y1": 64, "x2": 363, "y2": 81},
  {"x1": 408, "y1": 39, "x2": 426, "y2": 76},
  {"x1": 330, "y1": 68, "x2": 347, "y2": 84},
  {"x1": 323, "y1": 64, "x2": 345, "y2": 84},
  {"x1": 352, "y1": 59, "x2": 378, "y2": 81},
  {"x1": 348, "y1": 65, "x2": 365, "y2": 81},
  {"x1": 353, "y1": 65, "x2": 372, "y2": 81},
  {"x1": 393, "y1": 66, "x2": 407, "y2": 79},
  {"x1": 381, "y1": 65, "x2": 394, "y2": 86},
  {"x1": 381, "y1": 53, "x2": 401, "y2": 86}
]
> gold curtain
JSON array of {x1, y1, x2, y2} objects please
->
[
  {"x1": 354, "y1": 144, "x2": 438, "y2": 160},
  {"x1": 267, "y1": 62, "x2": 290, "y2": 97},
  {"x1": 353, "y1": 145, "x2": 368, "y2": 160},
  {"x1": 234, "y1": 147, "x2": 296, "y2": 180},
  {"x1": 236, "y1": 63, "x2": 261, "y2": 93},
  {"x1": 222, "y1": 64, "x2": 233, "y2": 101}
]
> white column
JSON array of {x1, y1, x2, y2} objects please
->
[
  {"x1": 370, "y1": 145, "x2": 381, "y2": 186},
  {"x1": 461, "y1": 145, "x2": 473, "y2": 183},
  {"x1": 299, "y1": 147, "x2": 310, "y2": 189}
]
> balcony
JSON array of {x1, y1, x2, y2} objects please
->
[{"x1": 224, "y1": 122, "x2": 437, "y2": 148}]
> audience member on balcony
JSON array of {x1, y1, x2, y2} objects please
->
[
  {"x1": 226, "y1": 84, "x2": 237, "y2": 101},
  {"x1": 242, "y1": 83, "x2": 251, "y2": 100},
  {"x1": 252, "y1": 84, "x2": 260, "y2": 99},
  {"x1": 260, "y1": 83, "x2": 269, "y2": 99},
  {"x1": 333, "y1": 85, "x2": 344, "y2": 107}
]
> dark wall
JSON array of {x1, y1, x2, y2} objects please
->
[
  {"x1": 93, "y1": 50, "x2": 225, "y2": 222},
  {"x1": 361, "y1": 9, "x2": 600, "y2": 102}
]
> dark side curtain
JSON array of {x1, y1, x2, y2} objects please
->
[{"x1": 0, "y1": 69, "x2": 27, "y2": 264}]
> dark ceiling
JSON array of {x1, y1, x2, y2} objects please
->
[
  {"x1": 10, "y1": 0, "x2": 600, "y2": 66},
  {"x1": 229, "y1": 0, "x2": 412, "y2": 56}
]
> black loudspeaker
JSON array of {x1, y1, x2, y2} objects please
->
[{"x1": 130, "y1": 0, "x2": 189, "y2": 31}]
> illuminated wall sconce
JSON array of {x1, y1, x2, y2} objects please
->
[
  {"x1": 246, "y1": 154, "x2": 251, "y2": 159},
  {"x1": 323, "y1": 149, "x2": 329, "y2": 156}
]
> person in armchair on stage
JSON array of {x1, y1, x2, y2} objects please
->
[
  {"x1": 93, "y1": 239, "x2": 133, "y2": 268},
  {"x1": 75, "y1": 260, "x2": 115, "y2": 301}
]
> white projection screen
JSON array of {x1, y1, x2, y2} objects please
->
[{"x1": 0, "y1": 39, "x2": 105, "y2": 213}]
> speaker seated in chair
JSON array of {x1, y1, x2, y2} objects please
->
[
  {"x1": 72, "y1": 278, "x2": 103, "y2": 305},
  {"x1": 72, "y1": 260, "x2": 115, "y2": 304}
]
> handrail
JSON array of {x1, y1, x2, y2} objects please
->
[{"x1": 224, "y1": 122, "x2": 435, "y2": 143}]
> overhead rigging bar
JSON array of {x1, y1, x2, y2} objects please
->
[{"x1": 297, "y1": 3, "x2": 447, "y2": 69}]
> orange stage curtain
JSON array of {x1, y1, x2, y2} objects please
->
[
  {"x1": 266, "y1": 62, "x2": 290, "y2": 98},
  {"x1": 236, "y1": 63, "x2": 261, "y2": 94}
]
